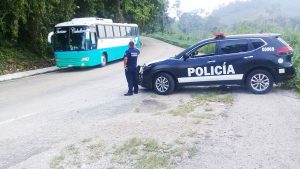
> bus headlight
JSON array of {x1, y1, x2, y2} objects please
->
[{"x1": 81, "y1": 57, "x2": 90, "y2": 61}]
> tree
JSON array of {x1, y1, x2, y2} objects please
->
[
  {"x1": 172, "y1": 0, "x2": 181, "y2": 19},
  {"x1": 178, "y1": 12, "x2": 204, "y2": 33},
  {"x1": 122, "y1": 0, "x2": 166, "y2": 32}
]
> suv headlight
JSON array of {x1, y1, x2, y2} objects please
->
[{"x1": 142, "y1": 64, "x2": 153, "y2": 72}]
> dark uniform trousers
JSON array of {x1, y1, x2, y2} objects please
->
[{"x1": 125, "y1": 67, "x2": 138, "y2": 93}]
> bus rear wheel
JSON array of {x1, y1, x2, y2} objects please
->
[{"x1": 100, "y1": 54, "x2": 107, "y2": 67}]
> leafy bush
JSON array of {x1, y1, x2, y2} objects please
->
[{"x1": 0, "y1": 45, "x2": 54, "y2": 75}]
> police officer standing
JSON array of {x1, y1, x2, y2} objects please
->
[{"x1": 123, "y1": 41, "x2": 140, "y2": 96}]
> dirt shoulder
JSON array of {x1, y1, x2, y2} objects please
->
[
  {"x1": 9, "y1": 89, "x2": 234, "y2": 169},
  {"x1": 179, "y1": 88, "x2": 300, "y2": 169}
]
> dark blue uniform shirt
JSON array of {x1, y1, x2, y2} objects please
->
[{"x1": 125, "y1": 48, "x2": 140, "y2": 68}]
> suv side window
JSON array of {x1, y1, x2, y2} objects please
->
[
  {"x1": 220, "y1": 40, "x2": 249, "y2": 54},
  {"x1": 191, "y1": 42, "x2": 216, "y2": 58},
  {"x1": 250, "y1": 39, "x2": 265, "y2": 49}
]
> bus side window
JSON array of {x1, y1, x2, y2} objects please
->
[
  {"x1": 131, "y1": 27, "x2": 137, "y2": 36},
  {"x1": 105, "y1": 25, "x2": 114, "y2": 38},
  {"x1": 113, "y1": 26, "x2": 121, "y2": 37},
  {"x1": 120, "y1": 26, "x2": 126, "y2": 37},
  {"x1": 90, "y1": 32, "x2": 97, "y2": 49},
  {"x1": 126, "y1": 27, "x2": 132, "y2": 36},
  {"x1": 97, "y1": 25, "x2": 106, "y2": 39}
]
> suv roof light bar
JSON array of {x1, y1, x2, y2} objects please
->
[{"x1": 213, "y1": 32, "x2": 225, "y2": 39}]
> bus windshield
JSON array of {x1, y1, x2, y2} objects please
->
[{"x1": 54, "y1": 26, "x2": 88, "y2": 51}]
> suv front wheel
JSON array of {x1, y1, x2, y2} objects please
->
[
  {"x1": 246, "y1": 69, "x2": 274, "y2": 94},
  {"x1": 153, "y1": 73, "x2": 175, "y2": 95}
]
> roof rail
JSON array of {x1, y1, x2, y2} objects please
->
[{"x1": 71, "y1": 17, "x2": 113, "y2": 23}]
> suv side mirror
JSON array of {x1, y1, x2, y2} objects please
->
[
  {"x1": 183, "y1": 54, "x2": 189, "y2": 61},
  {"x1": 192, "y1": 51, "x2": 199, "y2": 56}
]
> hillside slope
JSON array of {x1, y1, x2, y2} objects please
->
[{"x1": 211, "y1": 0, "x2": 300, "y2": 25}]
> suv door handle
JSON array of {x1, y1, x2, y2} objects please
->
[
  {"x1": 207, "y1": 60, "x2": 216, "y2": 64},
  {"x1": 244, "y1": 56, "x2": 253, "y2": 59}
]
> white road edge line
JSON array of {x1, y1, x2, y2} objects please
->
[
  {"x1": 0, "y1": 112, "x2": 39, "y2": 126},
  {"x1": 0, "y1": 66, "x2": 61, "y2": 82}
]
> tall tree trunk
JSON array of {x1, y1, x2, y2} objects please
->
[{"x1": 114, "y1": 0, "x2": 124, "y2": 22}]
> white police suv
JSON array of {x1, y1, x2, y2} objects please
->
[{"x1": 138, "y1": 33, "x2": 296, "y2": 95}]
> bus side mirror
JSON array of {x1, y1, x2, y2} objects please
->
[{"x1": 48, "y1": 32, "x2": 54, "y2": 45}]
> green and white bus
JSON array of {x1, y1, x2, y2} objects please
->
[{"x1": 48, "y1": 17, "x2": 140, "y2": 68}]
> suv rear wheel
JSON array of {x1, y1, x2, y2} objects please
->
[
  {"x1": 153, "y1": 73, "x2": 175, "y2": 95},
  {"x1": 246, "y1": 69, "x2": 274, "y2": 94}
]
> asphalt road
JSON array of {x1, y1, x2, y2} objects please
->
[
  {"x1": 0, "y1": 37, "x2": 183, "y2": 169},
  {"x1": 1, "y1": 37, "x2": 300, "y2": 169}
]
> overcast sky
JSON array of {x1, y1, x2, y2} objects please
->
[{"x1": 168, "y1": 0, "x2": 247, "y2": 17}]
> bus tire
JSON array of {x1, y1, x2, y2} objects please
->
[{"x1": 100, "y1": 53, "x2": 107, "y2": 67}]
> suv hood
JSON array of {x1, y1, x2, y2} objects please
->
[{"x1": 145, "y1": 57, "x2": 180, "y2": 66}]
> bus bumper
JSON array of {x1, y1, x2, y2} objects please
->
[{"x1": 56, "y1": 60, "x2": 91, "y2": 68}]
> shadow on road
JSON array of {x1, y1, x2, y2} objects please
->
[
  {"x1": 139, "y1": 85, "x2": 292, "y2": 96},
  {"x1": 140, "y1": 86, "x2": 250, "y2": 95},
  {"x1": 56, "y1": 59, "x2": 123, "y2": 74},
  {"x1": 178, "y1": 86, "x2": 249, "y2": 94}
]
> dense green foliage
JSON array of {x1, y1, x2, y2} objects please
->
[{"x1": 0, "y1": 0, "x2": 169, "y2": 75}]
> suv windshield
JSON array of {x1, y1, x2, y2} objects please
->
[{"x1": 54, "y1": 26, "x2": 88, "y2": 51}]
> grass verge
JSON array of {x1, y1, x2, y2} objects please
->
[
  {"x1": 112, "y1": 137, "x2": 197, "y2": 169},
  {"x1": 146, "y1": 32, "x2": 198, "y2": 49},
  {"x1": 50, "y1": 137, "x2": 198, "y2": 169},
  {"x1": 169, "y1": 92, "x2": 234, "y2": 117}
]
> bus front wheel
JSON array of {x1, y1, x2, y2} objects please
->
[{"x1": 100, "y1": 54, "x2": 107, "y2": 67}]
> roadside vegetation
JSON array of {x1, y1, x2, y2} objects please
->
[
  {"x1": 168, "y1": 92, "x2": 233, "y2": 117},
  {"x1": 0, "y1": 45, "x2": 54, "y2": 75},
  {"x1": 50, "y1": 137, "x2": 198, "y2": 169}
]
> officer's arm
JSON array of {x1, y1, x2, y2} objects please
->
[
  {"x1": 124, "y1": 57, "x2": 128, "y2": 69},
  {"x1": 124, "y1": 51, "x2": 129, "y2": 69}
]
